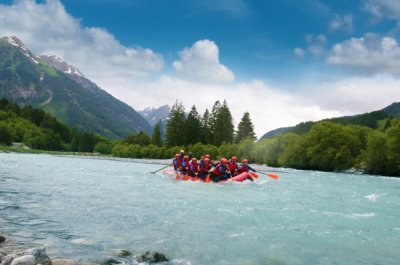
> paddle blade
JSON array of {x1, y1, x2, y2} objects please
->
[
  {"x1": 267, "y1": 173, "x2": 279, "y2": 180},
  {"x1": 205, "y1": 174, "x2": 210, "y2": 183},
  {"x1": 184, "y1": 174, "x2": 189, "y2": 181},
  {"x1": 249, "y1": 172, "x2": 259, "y2": 179},
  {"x1": 175, "y1": 173, "x2": 180, "y2": 180}
]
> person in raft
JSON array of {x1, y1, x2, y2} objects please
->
[
  {"x1": 228, "y1": 156, "x2": 239, "y2": 177},
  {"x1": 210, "y1": 158, "x2": 231, "y2": 182},
  {"x1": 181, "y1": 156, "x2": 190, "y2": 175},
  {"x1": 198, "y1": 157, "x2": 213, "y2": 181},
  {"x1": 172, "y1": 153, "x2": 182, "y2": 172},
  {"x1": 188, "y1": 157, "x2": 199, "y2": 180},
  {"x1": 238, "y1": 159, "x2": 257, "y2": 181}
]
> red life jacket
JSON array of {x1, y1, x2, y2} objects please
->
[
  {"x1": 181, "y1": 160, "x2": 189, "y2": 171},
  {"x1": 229, "y1": 162, "x2": 238, "y2": 172},
  {"x1": 173, "y1": 158, "x2": 182, "y2": 170},
  {"x1": 188, "y1": 162, "x2": 199, "y2": 175},
  {"x1": 212, "y1": 163, "x2": 225, "y2": 176},
  {"x1": 239, "y1": 164, "x2": 249, "y2": 173},
  {"x1": 199, "y1": 161, "x2": 212, "y2": 173}
]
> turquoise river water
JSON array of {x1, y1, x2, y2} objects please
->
[{"x1": 0, "y1": 153, "x2": 399, "y2": 265}]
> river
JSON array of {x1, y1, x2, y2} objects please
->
[{"x1": 0, "y1": 153, "x2": 399, "y2": 265}]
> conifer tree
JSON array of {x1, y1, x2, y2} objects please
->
[
  {"x1": 185, "y1": 105, "x2": 201, "y2": 145},
  {"x1": 213, "y1": 100, "x2": 234, "y2": 146},
  {"x1": 152, "y1": 121, "x2": 163, "y2": 146},
  {"x1": 236, "y1": 112, "x2": 257, "y2": 142},
  {"x1": 200, "y1": 109, "x2": 212, "y2": 144},
  {"x1": 166, "y1": 101, "x2": 186, "y2": 146},
  {"x1": 209, "y1": 100, "x2": 221, "y2": 144}
]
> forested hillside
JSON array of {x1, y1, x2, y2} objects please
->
[
  {"x1": 0, "y1": 36, "x2": 151, "y2": 139},
  {"x1": 0, "y1": 99, "x2": 108, "y2": 152}
]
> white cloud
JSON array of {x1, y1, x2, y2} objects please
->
[
  {"x1": 294, "y1": 48, "x2": 306, "y2": 59},
  {"x1": 329, "y1": 14, "x2": 353, "y2": 33},
  {"x1": 327, "y1": 34, "x2": 400, "y2": 73},
  {"x1": 365, "y1": 0, "x2": 400, "y2": 20},
  {"x1": 305, "y1": 34, "x2": 327, "y2": 56},
  {"x1": 0, "y1": 0, "x2": 164, "y2": 80},
  {"x1": 308, "y1": 74, "x2": 400, "y2": 114},
  {"x1": 172, "y1": 39, "x2": 235, "y2": 83}
]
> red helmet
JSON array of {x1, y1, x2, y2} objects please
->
[
  {"x1": 175, "y1": 154, "x2": 180, "y2": 158},
  {"x1": 242, "y1": 159, "x2": 248, "y2": 164},
  {"x1": 221, "y1": 158, "x2": 228, "y2": 164},
  {"x1": 192, "y1": 158, "x2": 197, "y2": 162},
  {"x1": 183, "y1": 156, "x2": 189, "y2": 161},
  {"x1": 204, "y1": 158, "x2": 210, "y2": 163},
  {"x1": 205, "y1": 154, "x2": 210, "y2": 159},
  {"x1": 232, "y1": 156, "x2": 238, "y2": 162}
]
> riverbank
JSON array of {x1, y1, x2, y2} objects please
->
[{"x1": 0, "y1": 233, "x2": 170, "y2": 265}]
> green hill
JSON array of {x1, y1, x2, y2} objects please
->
[
  {"x1": 0, "y1": 98, "x2": 106, "y2": 152},
  {"x1": 260, "y1": 103, "x2": 400, "y2": 140},
  {"x1": 0, "y1": 36, "x2": 151, "y2": 139}
]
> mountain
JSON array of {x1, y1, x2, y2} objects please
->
[
  {"x1": 260, "y1": 103, "x2": 400, "y2": 140},
  {"x1": 139, "y1": 105, "x2": 170, "y2": 127},
  {"x1": 0, "y1": 36, "x2": 151, "y2": 139}
]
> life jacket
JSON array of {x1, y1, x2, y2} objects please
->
[
  {"x1": 181, "y1": 160, "x2": 189, "y2": 171},
  {"x1": 199, "y1": 161, "x2": 212, "y2": 173},
  {"x1": 173, "y1": 158, "x2": 182, "y2": 170},
  {"x1": 212, "y1": 163, "x2": 226, "y2": 176},
  {"x1": 229, "y1": 162, "x2": 238, "y2": 173},
  {"x1": 188, "y1": 162, "x2": 199, "y2": 175},
  {"x1": 239, "y1": 164, "x2": 250, "y2": 173}
]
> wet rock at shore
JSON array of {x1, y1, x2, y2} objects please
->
[
  {"x1": 116, "y1": 250, "x2": 132, "y2": 258},
  {"x1": 0, "y1": 236, "x2": 5, "y2": 244},
  {"x1": 0, "y1": 248, "x2": 51, "y2": 265},
  {"x1": 136, "y1": 252, "x2": 169, "y2": 263},
  {"x1": 10, "y1": 255, "x2": 35, "y2": 265},
  {"x1": 51, "y1": 259, "x2": 78, "y2": 265},
  {"x1": 0, "y1": 249, "x2": 7, "y2": 263}
]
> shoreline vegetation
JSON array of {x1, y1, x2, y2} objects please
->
[{"x1": 1, "y1": 99, "x2": 399, "y2": 177}]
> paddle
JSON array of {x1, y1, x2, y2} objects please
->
[
  {"x1": 249, "y1": 172, "x2": 259, "y2": 179},
  {"x1": 258, "y1": 171, "x2": 279, "y2": 180},
  {"x1": 151, "y1": 164, "x2": 170, "y2": 174}
]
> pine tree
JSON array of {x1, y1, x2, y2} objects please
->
[
  {"x1": 185, "y1": 105, "x2": 201, "y2": 145},
  {"x1": 166, "y1": 101, "x2": 186, "y2": 146},
  {"x1": 213, "y1": 100, "x2": 234, "y2": 146},
  {"x1": 200, "y1": 109, "x2": 212, "y2": 144},
  {"x1": 236, "y1": 112, "x2": 256, "y2": 142},
  {"x1": 152, "y1": 121, "x2": 163, "y2": 146},
  {"x1": 209, "y1": 100, "x2": 221, "y2": 144}
]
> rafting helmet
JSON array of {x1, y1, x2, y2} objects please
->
[
  {"x1": 175, "y1": 154, "x2": 180, "y2": 158},
  {"x1": 204, "y1": 158, "x2": 210, "y2": 163},
  {"x1": 242, "y1": 159, "x2": 248, "y2": 164},
  {"x1": 232, "y1": 156, "x2": 238, "y2": 162},
  {"x1": 221, "y1": 158, "x2": 228, "y2": 164},
  {"x1": 183, "y1": 156, "x2": 189, "y2": 161},
  {"x1": 192, "y1": 158, "x2": 197, "y2": 162},
  {"x1": 180, "y1": 149, "x2": 185, "y2": 153}
]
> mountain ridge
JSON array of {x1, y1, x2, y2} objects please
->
[
  {"x1": 260, "y1": 102, "x2": 400, "y2": 140},
  {"x1": 0, "y1": 35, "x2": 152, "y2": 139}
]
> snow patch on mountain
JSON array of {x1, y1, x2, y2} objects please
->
[
  {"x1": 40, "y1": 53, "x2": 84, "y2": 77},
  {"x1": 6, "y1": 35, "x2": 39, "y2": 64}
]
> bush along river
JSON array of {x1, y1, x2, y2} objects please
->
[{"x1": 0, "y1": 153, "x2": 399, "y2": 265}]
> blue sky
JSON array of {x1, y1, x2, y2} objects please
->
[{"x1": 1, "y1": 0, "x2": 400, "y2": 136}]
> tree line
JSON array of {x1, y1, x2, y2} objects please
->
[
  {"x1": 166, "y1": 100, "x2": 256, "y2": 147},
  {"x1": 0, "y1": 98, "x2": 107, "y2": 152}
]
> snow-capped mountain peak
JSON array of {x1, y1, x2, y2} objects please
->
[
  {"x1": 40, "y1": 53, "x2": 84, "y2": 77},
  {"x1": 5, "y1": 35, "x2": 39, "y2": 64}
]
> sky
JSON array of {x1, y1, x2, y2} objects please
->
[{"x1": 1, "y1": 0, "x2": 400, "y2": 137}]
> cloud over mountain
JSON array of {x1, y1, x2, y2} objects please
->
[{"x1": 0, "y1": 0, "x2": 164, "y2": 80}]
